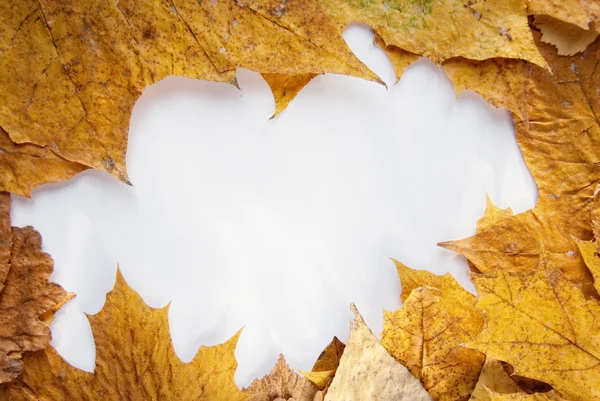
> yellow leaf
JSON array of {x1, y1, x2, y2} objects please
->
[
  {"x1": 468, "y1": 259, "x2": 600, "y2": 401},
  {"x1": 0, "y1": 127, "x2": 87, "y2": 197},
  {"x1": 527, "y1": 0, "x2": 599, "y2": 30},
  {"x1": 244, "y1": 354, "x2": 319, "y2": 401},
  {"x1": 320, "y1": 0, "x2": 546, "y2": 67},
  {"x1": 469, "y1": 359, "x2": 523, "y2": 401},
  {"x1": 486, "y1": 389, "x2": 567, "y2": 401},
  {"x1": 382, "y1": 286, "x2": 485, "y2": 401},
  {"x1": 262, "y1": 73, "x2": 317, "y2": 118},
  {"x1": 477, "y1": 195, "x2": 514, "y2": 233},
  {"x1": 0, "y1": 0, "x2": 376, "y2": 187},
  {"x1": 302, "y1": 336, "x2": 346, "y2": 390},
  {"x1": 324, "y1": 304, "x2": 432, "y2": 401},
  {"x1": 392, "y1": 260, "x2": 483, "y2": 336},
  {"x1": 534, "y1": 16, "x2": 599, "y2": 56},
  {"x1": 5, "y1": 269, "x2": 245, "y2": 400},
  {"x1": 0, "y1": 192, "x2": 70, "y2": 384},
  {"x1": 440, "y1": 195, "x2": 598, "y2": 296}
]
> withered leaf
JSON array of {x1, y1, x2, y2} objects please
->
[
  {"x1": 4, "y1": 269, "x2": 245, "y2": 400},
  {"x1": 302, "y1": 336, "x2": 345, "y2": 390},
  {"x1": 486, "y1": 389, "x2": 567, "y2": 401},
  {"x1": 244, "y1": 354, "x2": 319, "y2": 401},
  {"x1": 534, "y1": 16, "x2": 599, "y2": 56},
  {"x1": 0, "y1": 0, "x2": 376, "y2": 188},
  {"x1": 382, "y1": 286, "x2": 484, "y2": 401},
  {"x1": 476, "y1": 195, "x2": 514, "y2": 234},
  {"x1": 468, "y1": 259, "x2": 600, "y2": 401},
  {"x1": 527, "y1": 0, "x2": 599, "y2": 30},
  {"x1": 324, "y1": 304, "x2": 432, "y2": 401},
  {"x1": 0, "y1": 192, "x2": 71, "y2": 384},
  {"x1": 0, "y1": 127, "x2": 86, "y2": 197},
  {"x1": 469, "y1": 358, "x2": 526, "y2": 401},
  {"x1": 320, "y1": 0, "x2": 546, "y2": 67},
  {"x1": 262, "y1": 73, "x2": 317, "y2": 118}
]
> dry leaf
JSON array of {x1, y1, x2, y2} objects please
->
[
  {"x1": 244, "y1": 354, "x2": 318, "y2": 401},
  {"x1": 486, "y1": 389, "x2": 567, "y2": 401},
  {"x1": 469, "y1": 359, "x2": 524, "y2": 401},
  {"x1": 382, "y1": 286, "x2": 484, "y2": 401},
  {"x1": 324, "y1": 304, "x2": 432, "y2": 401},
  {"x1": 0, "y1": 192, "x2": 71, "y2": 384},
  {"x1": 534, "y1": 16, "x2": 599, "y2": 56},
  {"x1": 0, "y1": 0, "x2": 376, "y2": 188},
  {"x1": 320, "y1": 0, "x2": 547, "y2": 67},
  {"x1": 0, "y1": 127, "x2": 87, "y2": 197},
  {"x1": 477, "y1": 195, "x2": 514, "y2": 233},
  {"x1": 527, "y1": 0, "x2": 600, "y2": 30},
  {"x1": 4, "y1": 269, "x2": 244, "y2": 400},
  {"x1": 440, "y1": 194, "x2": 598, "y2": 296},
  {"x1": 263, "y1": 73, "x2": 317, "y2": 118},
  {"x1": 302, "y1": 337, "x2": 345, "y2": 390},
  {"x1": 468, "y1": 258, "x2": 600, "y2": 401}
]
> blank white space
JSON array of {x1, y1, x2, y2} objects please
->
[{"x1": 11, "y1": 25, "x2": 537, "y2": 386}]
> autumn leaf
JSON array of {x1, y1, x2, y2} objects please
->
[
  {"x1": 468, "y1": 258, "x2": 600, "y2": 401},
  {"x1": 4, "y1": 269, "x2": 245, "y2": 400},
  {"x1": 0, "y1": 192, "x2": 71, "y2": 384},
  {"x1": 301, "y1": 337, "x2": 345, "y2": 390},
  {"x1": 382, "y1": 286, "x2": 484, "y2": 401},
  {"x1": 262, "y1": 73, "x2": 317, "y2": 118},
  {"x1": 324, "y1": 304, "x2": 432, "y2": 401},
  {"x1": 469, "y1": 359, "x2": 523, "y2": 401},
  {"x1": 526, "y1": 0, "x2": 599, "y2": 31},
  {"x1": 320, "y1": 0, "x2": 546, "y2": 67},
  {"x1": 476, "y1": 196, "x2": 514, "y2": 234},
  {"x1": 0, "y1": 127, "x2": 87, "y2": 197},
  {"x1": 534, "y1": 16, "x2": 599, "y2": 56},
  {"x1": 486, "y1": 389, "x2": 567, "y2": 401},
  {"x1": 244, "y1": 354, "x2": 319, "y2": 401},
  {"x1": 0, "y1": 0, "x2": 376, "y2": 191}
]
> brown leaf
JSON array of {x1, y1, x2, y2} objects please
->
[
  {"x1": 382, "y1": 286, "x2": 485, "y2": 401},
  {"x1": 0, "y1": 192, "x2": 70, "y2": 384},
  {"x1": 324, "y1": 304, "x2": 432, "y2": 401},
  {"x1": 4, "y1": 269, "x2": 245, "y2": 400},
  {"x1": 244, "y1": 354, "x2": 319, "y2": 401},
  {"x1": 468, "y1": 258, "x2": 600, "y2": 401},
  {"x1": 0, "y1": 0, "x2": 376, "y2": 186}
]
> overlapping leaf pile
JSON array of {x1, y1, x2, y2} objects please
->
[{"x1": 0, "y1": 0, "x2": 599, "y2": 400}]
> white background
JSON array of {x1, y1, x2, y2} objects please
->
[{"x1": 11, "y1": 25, "x2": 537, "y2": 386}]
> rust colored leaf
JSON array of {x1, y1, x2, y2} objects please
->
[
  {"x1": 0, "y1": 192, "x2": 70, "y2": 384},
  {"x1": 382, "y1": 286, "x2": 485, "y2": 401},
  {"x1": 4, "y1": 269, "x2": 245, "y2": 400},
  {"x1": 468, "y1": 258, "x2": 600, "y2": 401}
]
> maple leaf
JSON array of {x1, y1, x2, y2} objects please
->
[
  {"x1": 319, "y1": 0, "x2": 546, "y2": 67},
  {"x1": 324, "y1": 304, "x2": 432, "y2": 401},
  {"x1": 467, "y1": 258, "x2": 600, "y2": 401},
  {"x1": 469, "y1": 359, "x2": 523, "y2": 401},
  {"x1": 244, "y1": 354, "x2": 319, "y2": 401},
  {"x1": 4, "y1": 269, "x2": 245, "y2": 400},
  {"x1": 0, "y1": 127, "x2": 87, "y2": 197},
  {"x1": 534, "y1": 16, "x2": 599, "y2": 56},
  {"x1": 0, "y1": 0, "x2": 376, "y2": 191},
  {"x1": 262, "y1": 73, "x2": 317, "y2": 118},
  {"x1": 486, "y1": 390, "x2": 567, "y2": 401},
  {"x1": 0, "y1": 192, "x2": 71, "y2": 384},
  {"x1": 526, "y1": 0, "x2": 599, "y2": 31},
  {"x1": 382, "y1": 286, "x2": 485, "y2": 401},
  {"x1": 476, "y1": 196, "x2": 514, "y2": 234},
  {"x1": 301, "y1": 337, "x2": 345, "y2": 390}
]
